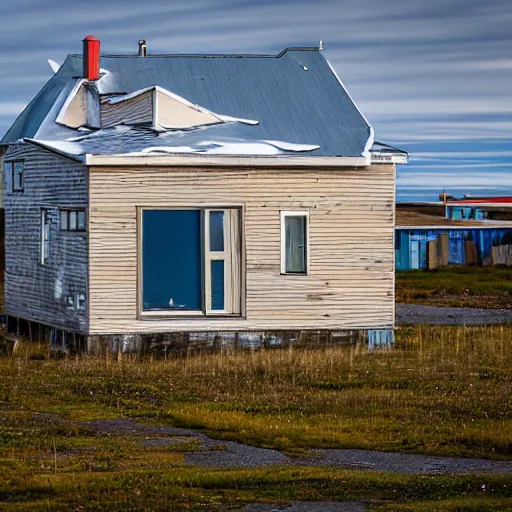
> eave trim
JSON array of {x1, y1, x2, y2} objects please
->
[{"x1": 85, "y1": 154, "x2": 371, "y2": 168}]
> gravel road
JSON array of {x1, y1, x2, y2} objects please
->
[
  {"x1": 396, "y1": 303, "x2": 512, "y2": 325},
  {"x1": 84, "y1": 419, "x2": 512, "y2": 475},
  {"x1": 235, "y1": 502, "x2": 365, "y2": 511}
]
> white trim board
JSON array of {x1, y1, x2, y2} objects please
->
[{"x1": 86, "y1": 154, "x2": 370, "y2": 168}]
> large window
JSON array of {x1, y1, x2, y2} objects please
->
[
  {"x1": 140, "y1": 208, "x2": 242, "y2": 316},
  {"x1": 281, "y1": 211, "x2": 309, "y2": 274}
]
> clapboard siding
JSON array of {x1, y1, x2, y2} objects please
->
[
  {"x1": 4, "y1": 143, "x2": 88, "y2": 332},
  {"x1": 100, "y1": 92, "x2": 153, "y2": 129},
  {"x1": 88, "y1": 164, "x2": 395, "y2": 334}
]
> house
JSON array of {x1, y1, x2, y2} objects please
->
[
  {"x1": 395, "y1": 202, "x2": 512, "y2": 270},
  {"x1": 0, "y1": 36, "x2": 407, "y2": 351},
  {"x1": 445, "y1": 196, "x2": 512, "y2": 222}
]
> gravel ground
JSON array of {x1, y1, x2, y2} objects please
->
[
  {"x1": 396, "y1": 303, "x2": 512, "y2": 325},
  {"x1": 84, "y1": 419, "x2": 512, "y2": 474},
  {"x1": 235, "y1": 501, "x2": 366, "y2": 511}
]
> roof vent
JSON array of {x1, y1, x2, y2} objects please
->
[
  {"x1": 83, "y1": 35, "x2": 100, "y2": 81},
  {"x1": 319, "y1": 40, "x2": 324, "y2": 51},
  {"x1": 138, "y1": 40, "x2": 147, "y2": 57}
]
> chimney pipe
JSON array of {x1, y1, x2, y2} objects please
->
[
  {"x1": 138, "y1": 40, "x2": 147, "y2": 57},
  {"x1": 83, "y1": 35, "x2": 100, "y2": 80}
]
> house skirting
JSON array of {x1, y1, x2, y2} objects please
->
[{"x1": 5, "y1": 315, "x2": 394, "y2": 355}]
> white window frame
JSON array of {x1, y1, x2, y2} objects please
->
[
  {"x1": 41, "y1": 209, "x2": 50, "y2": 265},
  {"x1": 138, "y1": 206, "x2": 243, "y2": 318},
  {"x1": 280, "y1": 210, "x2": 310, "y2": 275}
]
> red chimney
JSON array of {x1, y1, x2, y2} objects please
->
[{"x1": 83, "y1": 35, "x2": 100, "y2": 80}]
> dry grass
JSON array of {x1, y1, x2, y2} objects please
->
[
  {"x1": 1, "y1": 325, "x2": 512, "y2": 510},
  {"x1": 396, "y1": 267, "x2": 512, "y2": 309},
  {"x1": 1, "y1": 325, "x2": 511, "y2": 458}
]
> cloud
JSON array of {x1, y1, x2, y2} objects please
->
[{"x1": 0, "y1": 0, "x2": 510, "y2": 200}]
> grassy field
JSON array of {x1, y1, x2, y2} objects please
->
[
  {"x1": 1, "y1": 325, "x2": 512, "y2": 510},
  {"x1": 396, "y1": 266, "x2": 512, "y2": 309}
]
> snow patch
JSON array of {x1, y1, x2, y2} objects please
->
[
  {"x1": 37, "y1": 140, "x2": 85, "y2": 155},
  {"x1": 216, "y1": 114, "x2": 259, "y2": 126},
  {"x1": 139, "y1": 139, "x2": 320, "y2": 156},
  {"x1": 141, "y1": 146, "x2": 196, "y2": 154},
  {"x1": 264, "y1": 140, "x2": 320, "y2": 152},
  {"x1": 48, "y1": 59, "x2": 61, "y2": 73},
  {"x1": 67, "y1": 124, "x2": 131, "y2": 142}
]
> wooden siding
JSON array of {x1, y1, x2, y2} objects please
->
[
  {"x1": 89, "y1": 164, "x2": 395, "y2": 334},
  {"x1": 4, "y1": 143, "x2": 88, "y2": 332},
  {"x1": 100, "y1": 91, "x2": 153, "y2": 129},
  {"x1": 157, "y1": 90, "x2": 220, "y2": 129}
]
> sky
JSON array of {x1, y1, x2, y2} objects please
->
[{"x1": 0, "y1": 0, "x2": 510, "y2": 202}]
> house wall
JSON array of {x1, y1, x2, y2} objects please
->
[
  {"x1": 4, "y1": 143, "x2": 88, "y2": 332},
  {"x1": 88, "y1": 164, "x2": 395, "y2": 334}
]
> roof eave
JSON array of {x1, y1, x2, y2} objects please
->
[{"x1": 85, "y1": 153, "x2": 371, "y2": 168}]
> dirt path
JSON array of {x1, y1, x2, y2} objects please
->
[
  {"x1": 235, "y1": 502, "x2": 366, "y2": 511},
  {"x1": 396, "y1": 303, "x2": 512, "y2": 325},
  {"x1": 84, "y1": 418, "x2": 512, "y2": 475}
]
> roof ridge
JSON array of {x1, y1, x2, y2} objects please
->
[{"x1": 66, "y1": 47, "x2": 320, "y2": 59}]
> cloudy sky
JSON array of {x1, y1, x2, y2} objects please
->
[{"x1": 0, "y1": 0, "x2": 510, "y2": 201}]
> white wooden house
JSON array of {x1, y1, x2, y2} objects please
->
[{"x1": 0, "y1": 37, "x2": 407, "y2": 350}]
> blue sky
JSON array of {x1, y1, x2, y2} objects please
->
[{"x1": 0, "y1": 0, "x2": 510, "y2": 201}]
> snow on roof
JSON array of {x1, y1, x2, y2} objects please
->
[
  {"x1": 2, "y1": 48, "x2": 379, "y2": 157},
  {"x1": 26, "y1": 124, "x2": 320, "y2": 159}
]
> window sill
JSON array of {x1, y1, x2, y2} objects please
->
[{"x1": 139, "y1": 311, "x2": 243, "y2": 320}]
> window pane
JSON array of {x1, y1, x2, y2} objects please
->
[
  {"x1": 211, "y1": 260, "x2": 224, "y2": 310},
  {"x1": 143, "y1": 210, "x2": 202, "y2": 310},
  {"x1": 60, "y1": 211, "x2": 68, "y2": 231},
  {"x1": 77, "y1": 210, "x2": 86, "y2": 230},
  {"x1": 14, "y1": 162, "x2": 23, "y2": 190},
  {"x1": 285, "y1": 216, "x2": 306, "y2": 273},
  {"x1": 69, "y1": 211, "x2": 77, "y2": 231},
  {"x1": 209, "y1": 211, "x2": 224, "y2": 252}
]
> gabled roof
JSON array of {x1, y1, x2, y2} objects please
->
[{"x1": 2, "y1": 47, "x2": 375, "y2": 158}]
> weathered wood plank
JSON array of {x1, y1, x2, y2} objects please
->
[
  {"x1": 4, "y1": 143, "x2": 88, "y2": 332},
  {"x1": 88, "y1": 164, "x2": 395, "y2": 334}
]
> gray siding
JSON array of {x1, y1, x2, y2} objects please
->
[{"x1": 4, "y1": 143, "x2": 88, "y2": 332}]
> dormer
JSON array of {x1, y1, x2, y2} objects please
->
[{"x1": 101, "y1": 86, "x2": 224, "y2": 130}]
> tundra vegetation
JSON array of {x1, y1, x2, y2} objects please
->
[
  {"x1": 1, "y1": 325, "x2": 511, "y2": 510},
  {"x1": 396, "y1": 266, "x2": 512, "y2": 309}
]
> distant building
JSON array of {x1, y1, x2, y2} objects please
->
[
  {"x1": 445, "y1": 197, "x2": 512, "y2": 221},
  {"x1": 395, "y1": 202, "x2": 512, "y2": 270},
  {"x1": 0, "y1": 36, "x2": 407, "y2": 349}
]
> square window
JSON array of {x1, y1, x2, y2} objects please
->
[{"x1": 281, "y1": 211, "x2": 308, "y2": 274}]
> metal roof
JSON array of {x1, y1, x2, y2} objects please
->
[{"x1": 2, "y1": 48, "x2": 372, "y2": 157}]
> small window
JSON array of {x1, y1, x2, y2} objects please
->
[
  {"x1": 5, "y1": 160, "x2": 24, "y2": 192},
  {"x1": 41, "y1": 209, "x2": 50, "y2": 265},
  {"x1": 281, "y1": 211, "x2": 308, "y2": 274},
  {"x1": 60, "y1": 209, "x2": 86, "y2": 232}
]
